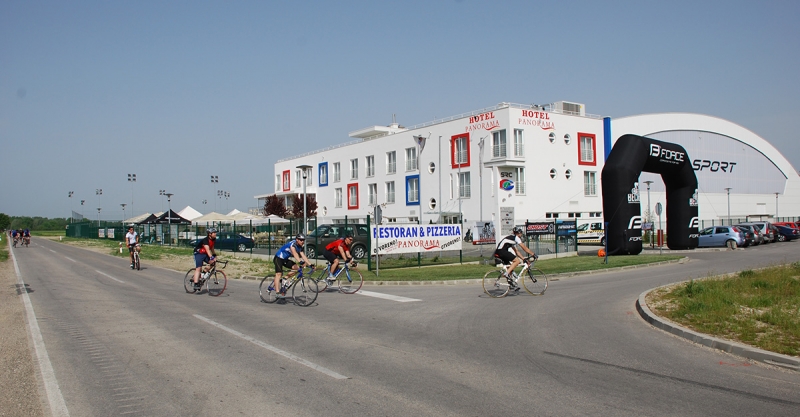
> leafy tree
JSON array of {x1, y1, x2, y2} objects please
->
[
  {"x1": 291, "y1": 194, "x2": 317, "y2": 219},
  {"x1": 0, "y1": 213, "x2": 10, "y2": 230},
  {"x1": 263, "y1": 194, "x2": 288, "y2": 217}
]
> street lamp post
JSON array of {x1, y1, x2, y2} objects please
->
[
  {"x1": 128, "y1": 173, "x2": 136, "y2": 217},
  {"x1": 478, "y1": 135, "x2": 487, "y2": 256},
  {"x1": 643, "y1": 180, "x2": 653, "y2": 247},
  {"x1": 121, "y1": 203, "x2": 127, "y2": 226},
  {"x1": 211, "y1": 175, "x2": 219, "y2": 212},
  {"x1": 775, "y1": 192, "x2": 780, "y2": 219},
  {"x1": 165, "y1": 193, "x2": 173, "y2": 245},
  {"x1": 297, "y1": 165, "x2": 312, "y2": 235},
  {"x1": 724, "y1": 187, "x2": 732, "y2": 225},
  {"x1": 159, "y1": 190, "x2": 166, "y2": 212},
  {"x1": 68, "y1": 191, "x2": 74, "y2": 223},
  {"x1": 97, "y1": 207, "x2": 102, "y2": 227}
]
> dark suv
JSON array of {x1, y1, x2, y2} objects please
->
[{"x1": 305, "y1": 224, "x2": 370, "y2": 260}]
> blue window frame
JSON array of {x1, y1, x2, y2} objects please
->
[
  {"x1": 405, "y1": 174, "x2": 420, "y2": 206},
  {"x1": 318, "y1": 162, "x2": 329, "y2": 187}
]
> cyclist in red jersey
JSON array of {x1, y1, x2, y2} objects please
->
[
  {"x1": 321, "y1": 234, "x2": 354, "y2": 283},
  {"x1": 191, "y1": 228, "x2": 218, "y2": 291}
]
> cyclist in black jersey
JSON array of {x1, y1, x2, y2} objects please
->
[{"x1": 493, "y1": 227, "x2": 537, "y2": 277}]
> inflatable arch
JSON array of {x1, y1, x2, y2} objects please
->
[{"x1": 601, "y1": 134, "x2": 699, "y2": 254}]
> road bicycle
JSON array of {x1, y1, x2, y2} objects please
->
[
  {"x1": 312, "y1": 260, "x2": 363, "y2": 294},
  {"x1": 12, "y1": 236, "x2": 19, "y2": 248},
  {"x1": 259, "y1": 265, "x2": 318, "y2": 307},
  {"x1": 130, "y1": 244, "x2": 141, "y2": 270},
  {"x1": 184, "y1": 260, "x2": 228, "y2": 296},
  {"x1": 483, "y1": 256, "x2": 548, "y2": 298},
  {"x1": 23, "y1": 236, "x2": 30, "y2": 247}
]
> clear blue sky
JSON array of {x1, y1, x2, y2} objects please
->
[{"x1": 2, "y1": 0, "x2": 798, "y2": 220}]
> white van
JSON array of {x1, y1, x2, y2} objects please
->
[{"x1": 577, "y1": 221, "x2": 605, "y2": 245}]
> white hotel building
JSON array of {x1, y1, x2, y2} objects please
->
[{"x1": 262, "y1": 101, "x2": 800, "y2": 237}]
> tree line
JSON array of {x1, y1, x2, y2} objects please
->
[{"x1": 0, "y1": 213, "x2": 70, "y2": 231}]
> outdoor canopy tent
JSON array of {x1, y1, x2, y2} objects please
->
[
  {"x1": 191, "y1": 211, "x2": 235, "y2": 225},
  {"x1": 153, "y1": 209, "x2": 191, "y2": 224},
  {"x1": 178, "y1": 206, "x2": 203, "y2": 221}
]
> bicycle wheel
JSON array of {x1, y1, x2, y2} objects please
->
[
  {"x1": 134, "y1": 252, "x2": 141, "y2": 270},
  {"x1": 207, "y1": 270, "x2": 227, "y2": 296},
  {"x1": 311, "y1": 267, "x2": 329, "y2": 293},
  {"x1": 338, "y1": 268, "x2": 363, "y2": 294},
  {"x1": 292, "y1": 277, "x2": 318, "y2": 307},
  {"x1": 482, "y1": 270, "x2": 510, "y2": 298},
  {"x1": 522, "y1": 267, "x2": 548, "y2": 296},
  {"x1": 184, "y1": 270, "x2": 198, "y2": 294},
  {"x1": 259, "y1": 276, "x2": 279, "y2": 303}
]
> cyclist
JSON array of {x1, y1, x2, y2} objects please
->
[
  {"x1": 191, "y1": 228, "x2": 218, "y2": 291},
  {"x1": 11, "y1": 230, "x2": 18, "y2": 246},
  {"x1": 124, "y1": 226, "x2": 139, "y2": 269},
  {"x1": 321, "y1": 234, "x2": 354, "y2": 283},
  {"x1": 493, "y1": 227, "x2": 537, "y2": 283},
  {"x1": 271, "y1": 234, "x2": 312, "y2": 296}
]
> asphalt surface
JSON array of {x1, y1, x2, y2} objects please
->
[{"x1": 10, "y1": 238, "x2": 800, "y2": 416}]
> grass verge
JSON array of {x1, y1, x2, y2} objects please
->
[
  {"x1": 0, "y1": 237, "x2": 7, "y2": 262},
  {"x1": 647, "y1": 263, "x2": 800, "y2": 356}
]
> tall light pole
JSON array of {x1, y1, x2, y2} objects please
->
[
  {"x1": 97, "y1": 207, "x2": 102, "y2": 227},
  {"x1": 478, "y1": 135, "x2": 487, "y2": 256},
  {"x1": 724, "y1": 187, "x2": 732, "y2": 225},
  {"x1": 80, "y1": 200, "x2": 85, "y2": 219},
  {"x1": 211, "y1": 175, "x2": 219, "y2": 212},
  {"x1": 297, "y1": 165, "x2": 312, "y2": 234},
  {"x1": 165, "y1": 193, "x2": 173, "y2": 245},
  {"x1": 96, "y1": 189, "x2": 103, "y2": 223},
  {"x1": 121, "y1": 203, "x2": 127, "y2": 226},
  {"x1": 68, "y1": 191, "x2": 74, "y2": 223},
  {"x1": 775, "y1": 192, "x2": 779, "y2": 219},
  {"x1": 159, "y1": 190, "x2": 166, "y2": 212},
  {"x1": 224, "y1": 191, "x2": 231, "y2": 212},
  {"x1": 128, "y1": 173, "x2": 136, "y2": 217},
  {"x1": 643, "y1": 180, "x2": 653, "y2": 247}
]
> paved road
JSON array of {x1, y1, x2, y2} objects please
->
[{"x1": 13, "y1": 239, "x2": 800, "y2": 416}]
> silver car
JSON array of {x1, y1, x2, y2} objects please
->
[
  {"x1": 739, "y1": 222, "x2": 774, "y2": 243},
  {"x1": 697, "y1": 226, "x2": 746, "y2": 249}
]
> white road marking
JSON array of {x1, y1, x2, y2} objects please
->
[
  {"x1": 49, "y1": 249, "x2": 58, "y2": 254},
  {"x1": 357, "y1": 290, "x2": 421, "y2": 302},
  {"x1": 194, "y1": 315, "x2": 349, "y2": 380},
  {"x1": 64, "y1": 256, "x2": 77, "y2": 263},
  {"x1": 95, "y1": 270, "x2": 125, "y2": 284},
  {"x1": 10, "y1": 246, "x2": 71, "y2": 416}
]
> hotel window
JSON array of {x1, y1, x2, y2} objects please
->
[
  {"x1": 347, "y1": 183, "x2": 359, "y2": 209},
  {"x1": 387, "y1": 151, "x2": 396, "y2": 174},
  {"x1": 282, "y1": 170, "x2": 290, "y2": 191},
  {"x1": 513, "y1": 129, "x2": 524, "y2": 157},
  {"x1": 548, "y1": 132, "x2": 556, "y2": 144},
  {"x1": 368, "y1": 183, "x2": 377, "y2": 205},
  {"x1": 318, "y1": 163, "x2": 328, "y2": 186},
  {"x1": 350, "y1": 158, "x2": 358, "y2": 180},
  {"x1": 295, "y1": 170, "x2": 301, "y2": 188},
  {"x1": 275, "y1": 174, "x2": 280, "y2": 191},
  {"x1": 492, "y1": 129, "x2": 507, "y2": 158},
  {"x1": 578, "y1": 133, "x2": 596, "y2": 166},
  {"x1": 406, "y1": 147, "x2": 418, "y2": 171},
  {"x1": 515, "y1": 168, "x2": 525, "y2": 195},
  {"x1": 366, "y1": 155, "x2": 375, "y2": 177},
  {"x1": 333, "y1": 162, "x2": 341, "y2": 182},
  {"x1": 584, "y1": 171, "x2": 597, "y2": 196},
  {"x1": 406, "y1": 175, "x2": 419, "y2": 205},
  {"x1": 564, "y1": 134, "x2": 571, "y2": 145},
  {"x1": 458, "y1": 172, "x2": 471, "y2": 198},
  {"x1": 451, "y1": 134, "x2": 470, "y2": 168},
  {"x1": 386, "y1": 181, "x2": 395, "y2": 203},
  {"x1": 334, "y1": 188, "x2": 342, "y2": 208}
]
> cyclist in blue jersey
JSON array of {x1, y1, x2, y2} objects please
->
[{"x1": 271, "y1": 234, "x2": 312, "y2": 295}]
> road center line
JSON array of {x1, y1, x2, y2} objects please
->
[
  {"x1": 193, "y1": 314, "x2": 349, "y2": 380},
  {"x1": 357, "y1": 290, "x2": 421, "y2": 302},
  {"x1": 95, "y1": 270, "x2": 125, "y2": 284},
  {"x1": 64, "y1": 256, "x2": 77, "y2": 263}
]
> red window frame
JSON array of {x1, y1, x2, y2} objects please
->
[
  {"x1": 577, "y1": 133, "x2": 596, "y2": 166},
  {"x1": 347, "y1": 183, "x2": 359, "y2": 210},
  {"x1": 282, "y1": 170, "x2": 291, "y2": 191},
  {"x1": 450, "y1": 134, "x2": 471, "y2": 169}
]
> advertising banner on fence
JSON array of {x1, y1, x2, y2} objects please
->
[
  {"x1": 371, "y1": 224, "x2": 463, "y2": 255},
  {"x1": 556, "y1": 220, "x2": 577, "y2": 236},
  {"x1": 526, "y1": 222, "x2": 554, "y2": 236},
  {"x1": 106, "y1": 228, "x2": 115, "y2": 239},
  {"x1": 98, "y1": 228, "x2": 106, "y2": 238},
  {"x1": 464, "y1": 221, "x2": 496, "y2": 245}
]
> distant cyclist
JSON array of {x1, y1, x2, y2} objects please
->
[
  {"x1": 321, "y1": 234, "x2": 354, "y2": 283},
  {"x1": 124, "y1": 226, "x2": 139, "y2": 269},
  {"x1": 191, "y1": 228, "x2": 218, "y2": 291},
  {"x1": 271, "y1": 234, "x2": 312, "y2": 296},
  {"x1": 23, "y1": 229, "x2": 31, "y2": 245},
  {"x1": 493, "y1": 227, "x2": 537, "y2": 279}
]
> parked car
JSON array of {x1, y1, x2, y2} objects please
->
[
  {"x1": 773, "y1": 221, "x2": 800, "y2": 231},
  {"x1": 739, "y1": 222, "x2": 774, "y2": 243},
  {"x1": 774, "y1": 225, "x2": 800, "y2": 242},
  {"x1": 732, "y1": 224, "x2": 756, "y2": 247},
  {"x1": 190, "y1": 233, "x2": 255, "y2": 252},
  {"x1": 697, "y1": 226, "x2": 746, "y2": 249},
  {"x1": 305, "y1": 223, "x2": 370, "y2": 260}
]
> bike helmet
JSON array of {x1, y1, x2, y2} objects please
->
[
  {"x1": 513, "y1": 227, "x2": 524, "y2": 235},
  {"x1": 295, "y1": 234, "x2": 306, "y2": 240},
  {"x1": 207, "y1": 227, "x2": 218, "y2": 234}
]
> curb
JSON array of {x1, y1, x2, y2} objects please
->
[{"x1": 636, "y1": 287, "x2": 800, "y2": 372}]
